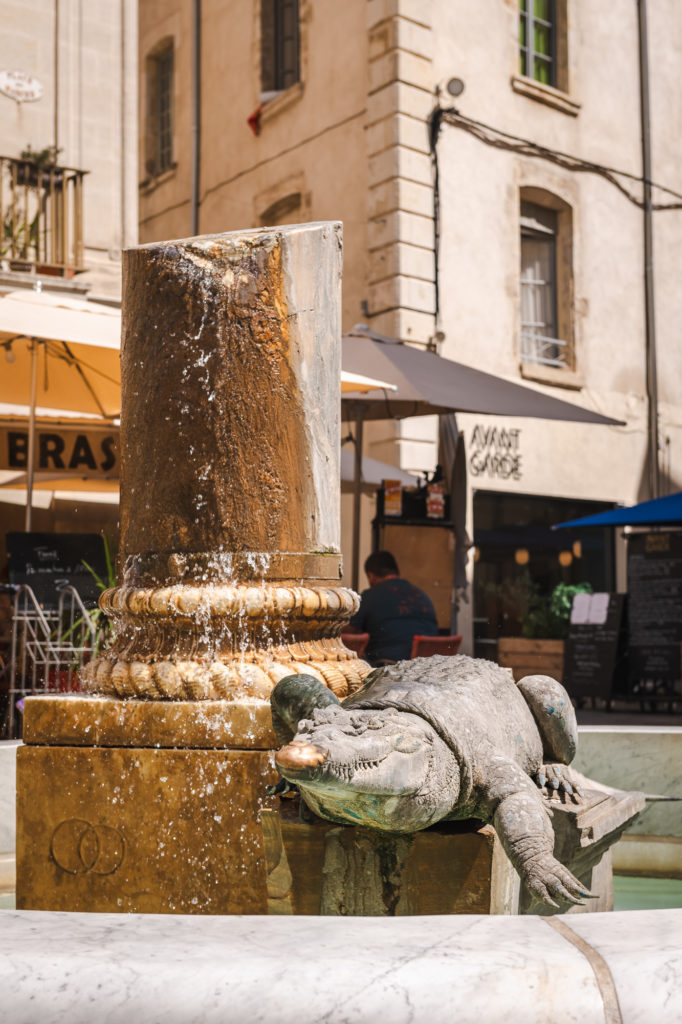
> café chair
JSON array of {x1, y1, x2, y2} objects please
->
[
  {"x1": 341, "y1": 632, "x2": 370, "y2": 658},
  {"x1": 410, "y1": 634, "x2": 463, "y2": 659}
]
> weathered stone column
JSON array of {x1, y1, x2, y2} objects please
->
[{"x1": 83, "y1": 222, "x2": 368, "y2": 700}]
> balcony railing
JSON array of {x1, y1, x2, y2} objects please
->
[{"x1": 0, "y1": 155, "x2": 87, "y2": 276}]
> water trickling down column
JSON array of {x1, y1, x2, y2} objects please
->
[{"x1": 83, "y1": 222, "x2": 368, "y2": 700}]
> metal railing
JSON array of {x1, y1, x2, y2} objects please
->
[
  {"x1": 520, "y1": 330, "x2": 569, "y2": 368},
  {"x1": 0, "y1": 155, "x2": 87, "y2": 276},
  {"x1": 3, "y1": 584, "x2": 101, "y2": 738}
]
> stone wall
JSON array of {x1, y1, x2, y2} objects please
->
[
  {"x1": 574, "y1": 725, "x2": 682, "y2": 879},
  {"x1": 0, "y1": 0, "x2": 138, "y2": 301}
]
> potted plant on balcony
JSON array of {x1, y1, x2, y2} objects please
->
[
  {"x1": 16, "y1": 145, "x2": 63, "y2": 189},
  {"x1": 496, "y1": 579, "x2": 592, "y2": 683}
]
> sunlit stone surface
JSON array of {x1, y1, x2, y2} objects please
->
[{"x1": 1, "y1": 909, "x2": 681, "y2": 1023}]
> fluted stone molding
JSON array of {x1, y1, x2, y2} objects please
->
[{"x1": 84, "y1": 223, "x2": 370, "y2": 700}]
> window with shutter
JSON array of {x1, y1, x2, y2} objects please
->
[
  {"x1": 520, "y1": 197, "x2": 574, "y2": 372},
  {"x1": 261, "y1": 0, "x2": 300, "y2": 93},
  {"x1": 145, "y1": 42, "x2": 174, "y2": 177}
]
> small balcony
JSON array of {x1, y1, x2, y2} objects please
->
[{"x1": 0, "y1": 153, "x2": 87, "y2": 278}]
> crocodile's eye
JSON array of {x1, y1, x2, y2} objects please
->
[{"x1": 366, "y1": 716, "x2": 384, "y2": 730}]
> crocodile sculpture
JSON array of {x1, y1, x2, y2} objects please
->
[{"x1": 271, "y1": 654, "x2": 593, "y2": 909}]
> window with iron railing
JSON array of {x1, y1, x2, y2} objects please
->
[{"x1": 520, "y1": 201, "x2": 568, "y2": 369}]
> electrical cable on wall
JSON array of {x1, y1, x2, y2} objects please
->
[{"x1": 438, "y1": 108, "x2": 682, "y2": 211}]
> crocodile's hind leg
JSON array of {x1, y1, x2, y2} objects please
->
[
  {"x1": 517, "y1": 674, "x2": 581, "y2": 801},
  {"x1": 517, "y1": 673, "x2": 578, "y2": 764}
]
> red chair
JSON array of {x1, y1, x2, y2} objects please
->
[
  {"x1": 410, "y1": 634, "x2": 462, "y2": 659},
  {"x1": 341, "y1": 632, "x2": 370, "y2": 658}
]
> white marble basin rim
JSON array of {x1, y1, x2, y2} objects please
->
[{"x1": 1, "y1": 909, "x2": 681, "y2": 1024}]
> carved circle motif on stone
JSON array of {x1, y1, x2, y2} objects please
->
[{"x1": 50, "y1": 819, "x2": 126, "y2": 876}]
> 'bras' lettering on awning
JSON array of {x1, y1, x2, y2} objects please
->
[{"x1": 0, "y1": 425, "x2": 120, "y2": 477}]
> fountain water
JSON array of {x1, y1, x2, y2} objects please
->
[{"x1": 16, "y1": 222, "x2": 371, "y2": 914}]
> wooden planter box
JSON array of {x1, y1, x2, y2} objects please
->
[{"x1": 497, "y1": 637, "x2": 565, "y2": 683}]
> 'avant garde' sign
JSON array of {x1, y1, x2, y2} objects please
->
[{"x1": 469, "y1": 424, "x2": 522, "y2": 481}]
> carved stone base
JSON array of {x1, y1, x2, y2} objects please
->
[
  {"x1": 82, "y1": 580, "x2": 371, "y2": 700},
  {"x1": 262, "y1": 802, "x2": 519, "y2": 916}
]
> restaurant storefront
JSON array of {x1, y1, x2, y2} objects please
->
[{"x1": 472, "y1": 490, "x2": 616, "y2": 662}]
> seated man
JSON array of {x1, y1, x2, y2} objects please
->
[{"x1": 347, "y1": 550, "x2": 438, "y2": 664}]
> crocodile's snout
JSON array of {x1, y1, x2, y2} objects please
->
[{"x1": 275, "y1": 741, "x2": 327, "y2": 776}]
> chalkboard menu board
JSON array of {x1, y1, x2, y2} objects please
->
[
  {"x1": 564, "y1": 593, "x2": 627, "y2": 699},
  {"x1": 6, "y1": 532, "x2": 108, "y2": 608},
  {"x1": 627, "y1": 532, "x2": 682, "y2": 689}
]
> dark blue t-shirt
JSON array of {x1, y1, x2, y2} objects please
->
[{"x1": 349, "y1": 577, "x2": 438, "y2": 663}]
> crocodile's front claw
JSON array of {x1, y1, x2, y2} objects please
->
[
  {"x1": 524, "y1": 854, "x2": 596, "y2": 909},
  {"x1": 535, "y1": 763, "x2": 583, "y2": 804}
]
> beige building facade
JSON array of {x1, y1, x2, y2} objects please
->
[
  {"x1": 137, "y1": 0, "x2": 682, "y2": 653},
  {"x1": 0, "y1": 0, "x2": 138, "y2": 301},
  {"x1": 0, "y1": 0, "x2": 137, "y2": 569}
]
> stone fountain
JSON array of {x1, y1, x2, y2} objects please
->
[
  {"x1": 16, "y1": 222, "x2": 371, "y2": 914},
  {"x1": 15, "y1": 220, "x2": 644, "y2": 920}
]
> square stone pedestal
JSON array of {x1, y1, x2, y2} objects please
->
[
  {"x1": 262, "y1": 802, "x2": 520, "y2": 915},
  {"x1": 16, "y1": 695, "x2": 279, "y2": 914},
  {"x1": 262, "y1": 787, "x2": 645, "y2": 917},
  {"x1": 521, "y1": 787, "x2": 646, "y2": 915}
]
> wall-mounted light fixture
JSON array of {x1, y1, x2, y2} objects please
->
[{"x1": 445, "y1": 77, "x2": 465, "y2": 97}]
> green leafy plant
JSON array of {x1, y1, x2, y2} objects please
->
[
  {"x1": 81, "y1": 535, "x2": 117, "y2": 657},
  {"x1": 1, "y1": 210, "x2": 38, "y2": 259},
  {"x1": 53, "y1": 535, "x2": 117, "y2": 662},
  {"x1": 522, "y1": 581, "x2": 593, "y2": 640},
  {"x1": 20, "y1": 144, "x2": 62, "y2": 169}
]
